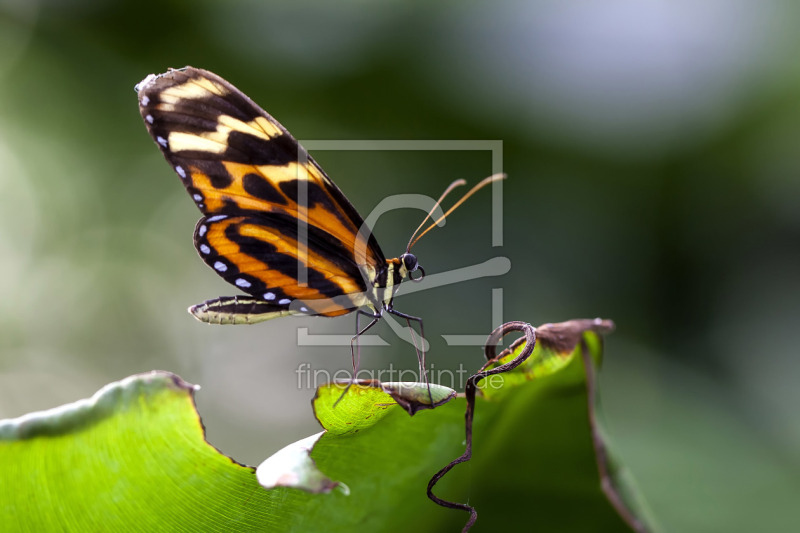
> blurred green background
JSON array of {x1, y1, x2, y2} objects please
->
[{"x1": 1, "y1": 1, "x2": 799, "y2": 531}]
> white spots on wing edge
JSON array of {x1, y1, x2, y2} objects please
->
[
  {"x1": 157, "y1": 136, "x2": 167, "y2": 147},
  {"x1": 207, "y1": 215, "x2": 228, "y2": 222},
  {"x1": 175, "y1": 165, "x2": 186, "y2": 178},
  {"x1": 146, "y1": 114, "x2": 154, "y2": 124},
  {"x1": 193, "y1": 194, "x2": 203, "y2": 202},
  {"x1": 136, "y1": 75, "x2": 156, "y2": 96},
  {"x1": 198, "y1": 224, "x2": 207, "y2": 237},
  {"x1": 263, "y1": 292, "x2": 276, "y2": 301},
  {"x1": 235, "y1": 278, "x2": 251, "y2": 288},
  {"x1": 278, "y1": 298, "x2": 291, "y2": 305},
  {"x1": 199, "y1": 244, "x2": 211, "y2": 254},
  {"x1": 213, "y1": 261, "x2": 227, "y2": 272}
]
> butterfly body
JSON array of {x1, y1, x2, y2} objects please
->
[{"x1": 136, "y1": 67, "x2": 418, "y2": 325}]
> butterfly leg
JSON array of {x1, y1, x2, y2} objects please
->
[
  {"x1": 386, "y1": 308, "x2": 433, "y2": 405},
  {"x1": 333, "y1": 310, "x2": 382, "y2": 408},
  {"x1": 351, "y1": 309, "x2": 382, "y2": 378},
  {"x1": 387, "y1": 309, "x2": 426, "y2": 379}
]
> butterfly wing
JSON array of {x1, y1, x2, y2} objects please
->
[
  {"x1": 193, "y1": 214, "x2": 370, "y2": 318},
  {"x1": 136, "y1": 67, "x2": 384, "y2": 318}
]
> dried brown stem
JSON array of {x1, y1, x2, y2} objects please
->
[{"x1": 426, "y1": 321, "x2": 536, "y2": 532}]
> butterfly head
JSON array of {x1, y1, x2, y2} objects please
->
[{"x1": 399, "y1": 253, "x2": 424, "y2": 282}]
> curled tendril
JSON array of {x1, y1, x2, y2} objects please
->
[
  {"x1": 410, "y1": 265, "x2": 426, "y2": 282},
  {"x1": 426, "y1": 321, "x2": 536, "y2": 532}
]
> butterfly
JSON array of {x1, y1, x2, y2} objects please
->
[{"x1": 135, "y1": 66, "x2": 501, "y2": 372}]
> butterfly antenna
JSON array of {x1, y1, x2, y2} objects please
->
[
  {"x1": 406, "y1": 179, "x2": 467, "y2": 252},
  {"x1": 407, "y1": 173, "x2": 505, "y2": 252}
]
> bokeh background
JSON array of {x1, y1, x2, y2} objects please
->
[{"x1": 2, "y1": 1, "x2": 799, "y2": 531}]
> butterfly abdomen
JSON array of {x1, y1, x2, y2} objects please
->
[{"x1": 189, "y1": 296, "x2": 297, "y2": 325}]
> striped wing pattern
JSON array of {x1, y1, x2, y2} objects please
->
[{"x1": 136, "y1": 67, "x2": 384, "y2": 320}]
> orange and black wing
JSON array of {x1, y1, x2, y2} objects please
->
[
  {"x1": 135, "y1": 66, "x2": 383, "y2": 321},
  {"x1": 190, "y1": 214, "x2": 370, "y2": 320}
]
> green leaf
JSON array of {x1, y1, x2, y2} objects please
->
[
  {"x1": 0, "y1": 372, "x2": 268, "y2": 530},
  {"x1": 0, "y1": 320, "x2": 655, "y2": 532},
  {"x1": 313, "y1": 380, "x2": 457, "y2": 434}
]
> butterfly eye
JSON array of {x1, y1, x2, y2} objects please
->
[{"x1": 402, "y1": 253, "x2": 418, "y2": 272}]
